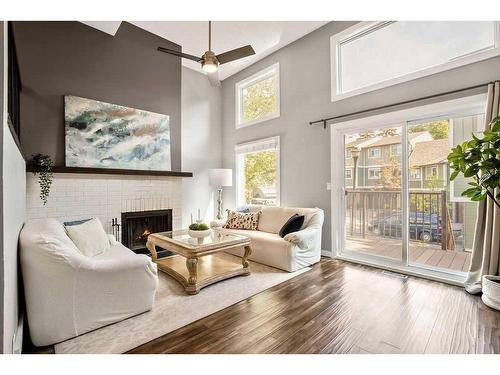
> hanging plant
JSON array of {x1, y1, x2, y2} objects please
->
[
  {"x1": 448, "y1": 116, "x2": 500, "y2": 209},
  {"x1": 29, "y1": 154, "x2": 54, "y2": 205}
]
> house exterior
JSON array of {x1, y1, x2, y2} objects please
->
[{"x1": 344, "y1": 131, "x2": 446, "y2": 190}]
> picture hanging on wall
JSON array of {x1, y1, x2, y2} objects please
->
[{"x1": 65, "y1": 95, "x2": 171, "y2": 171}]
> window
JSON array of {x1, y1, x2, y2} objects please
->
[
  {"x1": 391, "y1": 144, "x2": 402, "y2": 156},
  {"x1": 235, "y1": 136, "x2": 280, "y2": 206},
  {"x1": 426, "y1": 166, "x2": 439, "y2": 180},
  {"x1": 345, "y1": 149, "x2": 352, "y2": 159},
  {"x1": 235, "y1": 63, "x2": 280, "y2": 128},
  {"x1": 345, "y1": 168, "x2": 352, "y2": 179},
  {"x1": 410, "y1": 168, "x2": 422, "y2": 179},
  {"x1": 331, "y1": 21, "x2": 500, "y2": 101},
  {"x1": 368, "y1": 167, "x2": 381, "y2": 179},
  {"x1": 368, "y1": 148, "x2": 380, "y2": 158}
]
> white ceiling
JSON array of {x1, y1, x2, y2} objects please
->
[{"x1": 82, "y1": 21, "x2": 328, "y2": 80}]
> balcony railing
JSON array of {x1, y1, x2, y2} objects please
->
[{"x1": 346, "y1": 189, "x2": 455, "y2": 250}]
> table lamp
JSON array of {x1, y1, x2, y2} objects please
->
[{"x1": 208, "y1": 169, "x2": 233, "y2": 220}]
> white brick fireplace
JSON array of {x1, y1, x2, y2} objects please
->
[{"x1": 26, "y1": 173, "x2": 183, "y2": 237}]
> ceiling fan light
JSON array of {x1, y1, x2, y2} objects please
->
[{"x1": 202, "y1": 60, "x2": 218, "y2": 73}]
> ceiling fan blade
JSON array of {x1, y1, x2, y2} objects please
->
[
  {"x1": 216, "y1": 45, "x2": 255, "y2": 65},
  {"x1": 157, "y1": 47, "x2": 201, "y2": 62},
  {"x1": 207, "y1": 70, "x2": 221, "y2": 87}
]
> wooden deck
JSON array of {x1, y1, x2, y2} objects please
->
[{"x1": 346, "y1": 235, "x2": 472, "y2": 272}]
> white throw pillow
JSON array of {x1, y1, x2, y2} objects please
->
[{"x1": 65, "y1": 218, "x2": 110, "y2": 257}]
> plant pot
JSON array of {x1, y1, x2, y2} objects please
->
[
  {"x1": 481, "y1": 275, "x2": 500, "y2": 311},
  {"x1": 188, "y1": 229, "x2": 212, "y2": 239}
]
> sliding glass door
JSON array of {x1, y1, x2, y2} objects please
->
[
  {"x1": 333, "y1": 94, "x2": 486, "y2": 282},
  {"x1": 343, "y1": 125, "x2": 403, "y2": 262}
]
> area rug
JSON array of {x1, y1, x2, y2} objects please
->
[{"x1": 54, "y1": 254, "x2": 310, "y2": 354}]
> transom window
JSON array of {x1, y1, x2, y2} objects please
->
[
  {"x1": 368, "y1": 167, "x2": 381, "y2": 179},
  {"x1": 331, "y1": 21, "x2": 500, "y2": 101},
  {"x1": 235, "y1": 136, "x2": 280, "y2": 206},
  {"x1": 235, "y1": 63, "x2": 280, "y2": 128},
  {"x1": 368, "y1": 148, "x2": 381, "y2": 158}
]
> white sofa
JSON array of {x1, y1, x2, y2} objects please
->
[
  {"x1": 19, "y1": 218, "x2": 158, "y2": 347},
  {"x1": 212, "y1": 205, "x2": 323, "y2": 272}
]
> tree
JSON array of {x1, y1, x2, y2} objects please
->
[
  {"x1": 409, "y1": 120, "x2": 449, "y2": 139},
  {"x1": 381, "y1": 157, "x2": 401, "y2": 189},
  {"x1": 242, "y1": 76, "x2": 277, "y2": 123},
  {"x1": 244, "y1": 151, "x2": 277, "y2": 204}
]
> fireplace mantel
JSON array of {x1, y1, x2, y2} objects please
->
[{"x1": 26, "y1": 166, "x2": 193, "y2": 178}]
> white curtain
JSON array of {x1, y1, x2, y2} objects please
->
[{"x1": 465, "y1": 81, "x2": 500, "y2": 294}]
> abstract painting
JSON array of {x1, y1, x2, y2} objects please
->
[{"x1": 65, "y1": 95, "x2": 171, "y2": 171}]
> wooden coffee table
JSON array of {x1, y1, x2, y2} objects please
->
[{"x1": 146, "y1": 230, "x2": 252, "y2": 295}]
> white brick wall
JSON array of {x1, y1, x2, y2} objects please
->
[{"x1": 26, "y1": 173, "x2": 183, "y2": 237}]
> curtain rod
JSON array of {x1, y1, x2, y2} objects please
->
[{"x1": 309, "y1": 82, "x2": 492, "y2": 129}]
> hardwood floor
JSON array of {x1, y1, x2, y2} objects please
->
[{"x1": 127, "y1": 258, "x2": 499, "y2": 354}]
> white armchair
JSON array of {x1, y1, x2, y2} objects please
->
[
  {"x1": 213, "y1": 206, "x2": 323, "y2": 272},
  {"x1": 19, "y1": 219, "x2": 158, "y2": 347}
]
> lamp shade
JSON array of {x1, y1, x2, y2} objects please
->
[{"x1": 208, "y1": 169, "x2": 233, "y2": 187}]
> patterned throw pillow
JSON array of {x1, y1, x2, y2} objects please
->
[{"x1": 224, "y1": 210, "x2": 261, "y2": 230}]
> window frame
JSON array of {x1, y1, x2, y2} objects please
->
[
  {"x1": 345, "y1": 167, "x2": 352, "y2": 179},
  {"x1": 409, "y1": 167, "x2": 422, "y2": 180},
  {"x1": 234, "y1": 136, "x2": 281, "y2": 207},
  {"x1": 330, "y1": 21, "x2": 500, "y2": 102},
  {"x1": 368, "y1": 147, "x2": 381, "y2": 158},
  {"x1": 235, "y1": 63, "x2": 281, "y2": 129},
  {"x1": 391, "y1": 144, "x2": 402, "y2": 157},
  {"x1": 368, "y1": 167, "x2": 381, "y2": 179},
  {"x1": 426, "y1": 165, "x2": 439, "y2": 180}
]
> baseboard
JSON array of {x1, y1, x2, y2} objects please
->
[{"x1": 321, "y1": 250, "x2": 334, "y2": 258}]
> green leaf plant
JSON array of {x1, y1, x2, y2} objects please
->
[
  {"x1": 29, "y1": 154, "x2": 54, "y2": 205},
  {"x1": 448, "y1": 116, "x2": 500, "y2": 209}
]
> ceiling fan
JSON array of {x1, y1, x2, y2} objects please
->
[{"x1": 157, "y1": 21, "x2": 256, "y2": 86}]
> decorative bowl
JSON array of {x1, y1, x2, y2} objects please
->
[{"x1": 188, "y1": 228, "x2": 212, "y2": 239}]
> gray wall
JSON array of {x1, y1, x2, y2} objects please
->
[
  {"x1": 12, "y1": 21, "x2": 183, "y2": 170},
  {"x1": 221, "y1": 21, "x2": 500, "y2": 251},
  {"x1": 181, "y1": 67, "x2": 222, "y2": 227}
]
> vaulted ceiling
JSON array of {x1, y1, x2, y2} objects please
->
[{"x1": 82, "y1": 21, "x2": 328, "y2": 80}]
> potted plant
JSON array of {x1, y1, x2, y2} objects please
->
[
  {"x1": 188, "y1": 222, "x2": 211, "y2": 239},
  {"x1": 448, "y1": 116, "x2": 500, "y2": 208},
  {"x1": 449, "y1": 116, "x2": 500, "y2": 311},
  {"x1": 29, "y1": 154, "x2": 54, "y2": 205}
]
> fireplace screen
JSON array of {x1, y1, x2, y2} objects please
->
[{"x1": 121, "y1": 209, "x2": 172, "y2": 253}]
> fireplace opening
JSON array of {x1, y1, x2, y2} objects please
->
[{"x1": 121, "y1": 209, "x2": 173, "y2": 257}]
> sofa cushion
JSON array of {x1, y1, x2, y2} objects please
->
[
  {"x1": 224, "y1": 210, "x2": 261, "y2": 230},
  {"x1": 65, "y1": 218, "x2": 110, "y2": 257},
  {"x1": 216, "y1": 227, "x2": 293, "y2": 271}
]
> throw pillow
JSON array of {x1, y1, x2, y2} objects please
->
[
  {"x1": 63, "y1": 218, "x2": 92, "y2": 226},
  {"x1": 65, "y1": 218, "x2": 110, "y2": 257},
  {"x1": 278, "y1": 214, "x2": 305, "y2": 238},
  {"x1": 224, "y1": 210, "x2": 261, "y2": 230}
]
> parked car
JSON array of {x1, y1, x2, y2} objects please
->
[{"x1": 368, "y1": 212, "x2": 442, "y2": 243}]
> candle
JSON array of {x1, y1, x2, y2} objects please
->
[
  {"x1": 198, "y1": 209, "x2": 200, "y2": 220},
  {"x1": 190, "y1": 213, "x2": 193, "y2": 224}
]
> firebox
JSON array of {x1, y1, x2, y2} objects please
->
[{"x1": 121, "y1": 209, "x2": 172, "y2": 254}]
